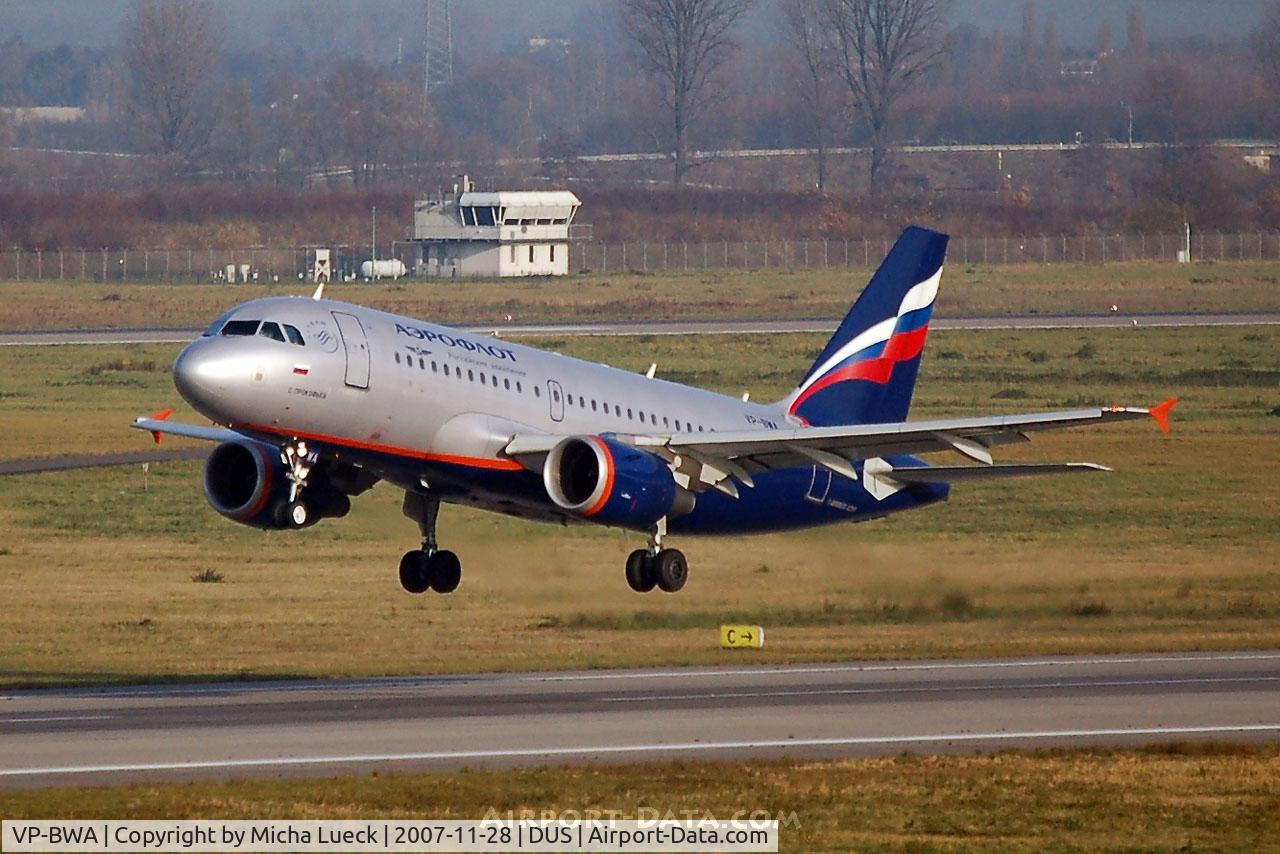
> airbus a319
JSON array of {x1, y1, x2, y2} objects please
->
[{"x1": 136, "y1": 227, "x2": 1176, "y2": 595}]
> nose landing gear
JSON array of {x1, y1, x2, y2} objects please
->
[{"x1": 400, "y1": 491, "x2": 462, "y2": 594}]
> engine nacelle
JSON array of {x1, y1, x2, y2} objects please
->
[
  {"x1": 543, "y1": 436, "x2": 692, "y2": 528},
  {"x1": 203, "y1": 440, "x2": 349, "y2": 530}
]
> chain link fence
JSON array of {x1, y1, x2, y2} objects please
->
[
  {"x1": 574, "y1": 233, "x2": 1280, "y2": 273},
  {"x1": 2, "y1": 233, "x2": 1278, "y2": 282}
]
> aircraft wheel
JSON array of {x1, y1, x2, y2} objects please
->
[
  {"x1": 625, "y1": 549, "x2": 656, "y2": 593},
  {"x1": 429, "y1": 550, "x2": 462, "y2": 594},
  {"x1": 655, "y1": 548, "x2": 688, "y2": 593},
  {"x1": 286, "y1": 499, "x2": 310, "y2": 528},
  {"x1": 274, "y1": 498, "x2": 310, "y2": 529},
  {"x1": 398, "y1": 550, "x2": 433, "y2": 594}
]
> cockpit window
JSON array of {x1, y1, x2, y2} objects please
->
[
  {"x1": 258, "y1": 321, "x2": 286, "y2": 343},
  {"x1": 220, "y1": 320, "x2": 261, "y2": 336},
  {"x1": 283, "y1": 324, "x2": 305, "y2": 346},
  {"x1": 202, "y1": 309, "x2": 237, "y2": 336}
]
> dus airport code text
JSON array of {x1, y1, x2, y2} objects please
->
[{"x1": 1, "y1": 819, "x2": 779, "y2": 852}]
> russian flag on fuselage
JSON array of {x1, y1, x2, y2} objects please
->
[{"x1": 783, "y1": 227, "x2": 948, "y2": 426}]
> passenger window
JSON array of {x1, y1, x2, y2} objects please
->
[
  {"x1": 517, "y1": 381, "x2": 523, "y2": 393},
  {"x1": 480, "y1": 372, "x2": 486, "y2": 384},
  {"x1": 675, "y1": 420, "x2": 682, "y2": 431},
  {"x1": 504, "y1": 378, "x2": 511, "y2": 390},
  {"x1": 663, "y1": 416, "x2": 670, "y2": 428},
  {"x1": 492, "y1": 375, "x2": 498, "y2": 387},
  {"x1": 395, "y1": 352, "x2": 401, "y2": 364},
  {"x1": 443, "y1": 364, "x2": 450, "y2": 376},
  {"x1": 419, "y1": 358, "x2": 425, "y2": 369},
  {"x1": 258, "y1": 322, "x2": 285, "y2": 342},
  {"x1": 432, "y1": 361, "x2": 438, "y2": 373},
  {"x1": 283, "y1": 324, "x2": 306, "y2": 345},
  {"x1": 220, "y1": 319, "x2": 260, "y2": 336},
  {"x1": 534, "y1": 385, "x2": 541, "y2": 397},
  {"x1": 627, "y1": 408, "x2": 633, "y2": 420},
  {"x1": 468, "y1": 370, "x2": 474, "y2": 382},
  {"x1": 591, "y1": 400, "x2": 597, "y2": 412},
  {"x1": 553, "y1": 389, "x2": 561, "y2": 402}
]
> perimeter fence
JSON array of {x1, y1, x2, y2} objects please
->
[{"x1": 1, "y1": 232, "x2": 1278, "y2": 282}]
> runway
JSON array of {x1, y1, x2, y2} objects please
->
[
  {"x1": 0, "y1": 652, "x2": 1277, "y2": 788},
  {"x1": 1, "y1": 312, "x2": 1278, "y2": 346}
]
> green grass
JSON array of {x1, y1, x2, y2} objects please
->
[
  {"x1": 1, "y1": 258, "x2": 1279, "y2": 331},
  {"x1": 2, "y1": 746, "x2": 1278, "y2": 851},
  {"x1": 0, "y1": 325, "x2": 1277, "y2": 685}
]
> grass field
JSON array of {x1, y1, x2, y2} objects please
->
[
  {"x1": 1, "y1": 258, "x2": 1279, "y2": 331},
  {"x1": 2, "y1": 745, "x2": 1278, "y2": 851},
  {"x1": 0, "y1": 324, "x2": 1276, "y2": 686}
]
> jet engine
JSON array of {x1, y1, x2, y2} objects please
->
[
  {"x1": 203, "y1": 439, "x2": 350, "y2": 529},
  {"x1": 542, "y1": 436, "x2": 693, "y2": 527}
]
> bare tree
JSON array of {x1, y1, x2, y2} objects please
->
[
  {"x1": 781, "y1": 0, "x2": 839, "y2": 192},
  {"x1": 620, "y1": 0, "x2": 752, "y2": 188},
  {"x1": 124, "y1": 0, "x2": 218, "y2": 159},
  {"x1": 822, "y1": 0, "x2": 947, "y2": 193}
]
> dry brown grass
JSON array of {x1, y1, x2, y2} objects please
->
[
  {"x1": 0, "y1": 258, "x2": 1278, "y2": 331},
  {"x1": 0, "y1": 326, "x2": 1276, "y2": 685},
  {"x1": 2, "y1": 746, "x2": 1278, "y2": 851}
]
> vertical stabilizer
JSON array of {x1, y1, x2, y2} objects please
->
[{"x1": 782, "y1": 226, "x2": 948, "y2": 426}]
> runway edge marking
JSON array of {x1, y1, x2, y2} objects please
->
[{"x1": 3, "y1": 724, "x2": 1280, "y2": 778}]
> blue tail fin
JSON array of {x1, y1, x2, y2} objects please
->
[{"x1": 782, "y1": 226, "x2": 948, "y2": 426}]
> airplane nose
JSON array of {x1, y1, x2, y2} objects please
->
[{"x1": 173, "y1": 339, "x2": 222, "y2": 416}]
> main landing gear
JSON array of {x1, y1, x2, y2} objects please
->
[
  {"x1": 400, "y1": 492, "x2": 462, "y2": 595},
  {"x1": 625, "y1": 521, "x2": 688, "y2": 593}
]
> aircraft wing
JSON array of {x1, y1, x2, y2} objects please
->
[
  {"x1": 504, "y1": 398, "x2": 1176, "y2": 495},
  {"x1": 132, "y1": 412, "x2": 242, "y2": 445}
]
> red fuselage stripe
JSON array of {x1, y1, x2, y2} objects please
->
[{"x1": 242, "y1": 423, "x2": 525, "y2": 472}]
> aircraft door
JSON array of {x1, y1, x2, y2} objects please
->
[
  {"x1": 547, "y1": 380, "x2": 565, "y2": 422},
  {"x1": 331, "y1": 311, "x2": 370, "y2": 389},
  {"x1": 805, "y1": 466, "x2": 831, "y2": 503}
]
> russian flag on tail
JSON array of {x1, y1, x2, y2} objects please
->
[{"x1": 782, "y1": 227, "x2": 948, "y2": 427}]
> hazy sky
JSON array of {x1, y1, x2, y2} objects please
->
[{"x1": 0, "y1": 0, "x2": 1270, "y2": 54}]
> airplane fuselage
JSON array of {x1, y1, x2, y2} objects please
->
[{"x1": 174, "y1": 296, "x2": 946, "y2": 534}]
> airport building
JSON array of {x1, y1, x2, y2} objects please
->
[{"x1": 410, "y1": 186, "x2": 583, "y2": 278}]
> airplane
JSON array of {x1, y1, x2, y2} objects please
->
[{"x1": 134, "y1": 226, "x2": 1177, "y2": 596}]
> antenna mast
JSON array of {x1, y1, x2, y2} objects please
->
[{"x1": 423, "y1": 0, "x2": 454, "y2": 114}]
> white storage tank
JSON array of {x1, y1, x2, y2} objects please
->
[{"x1": 360, "y1": 259, "x2": 407, "y2": 280}]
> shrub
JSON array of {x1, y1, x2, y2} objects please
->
[
  {"x1": 939, "y1": 590, "x2": 976, "y2": 618},
  {"x1": 1070, "y1": 600, "x2": 1111, "y2": 617}
]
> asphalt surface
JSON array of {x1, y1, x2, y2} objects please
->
[
  {"x1": 0, "y1": 652, "x2": 1276, "y2": 788},
  {"x1": 0, "y1": 447, "x2": 208, "y2": 475},
  {"x1": 1, "y1": 312, "x2": 1279, "y2": 347}
]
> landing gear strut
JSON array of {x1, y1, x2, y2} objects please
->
[
  {"x1": 400, "y1": 491, "x2": 462, "y2": 594},
  {"x1": 625, "y1": 520, "x2": 687, "y2": 593}
]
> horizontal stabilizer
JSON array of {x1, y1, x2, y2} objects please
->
[{"x1": 885, "y1": 462, "x2": 1111, "y2": 484}]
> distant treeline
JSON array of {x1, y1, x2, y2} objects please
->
[{"x1": 3, "y1": 151, "x2": 1277, "y2": 250}]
